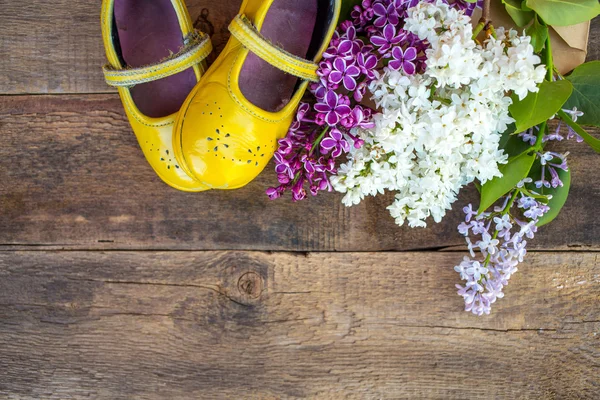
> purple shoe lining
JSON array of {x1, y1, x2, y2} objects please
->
[
  {"x1": 113, "y1": 0, "x2": 197, "y2": 118},
  {"x1": 239, "y1": 0, "x2": 319, "y2": 112}
]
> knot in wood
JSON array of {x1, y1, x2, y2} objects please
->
[{"x1": 237, "y1": 271, "x2": 262, "y2": 299}]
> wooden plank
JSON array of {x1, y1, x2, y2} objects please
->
[
  {"x1": 1, "y1": 94, "x2": 600, "y2": 251},
  {"x1": 588, "y1": 17, "x2": 600, "y2": 62},
  {"x1": 0, "y1": 0, "x2": 240, "y2": 94},
  {"x1": 0, "y1": 250, "x2": 597, "y2": 399},
  {"x1": 0, "y1": 3, "x2": 597, "y2": 94}
]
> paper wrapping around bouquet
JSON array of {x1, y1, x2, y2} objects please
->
[{"x1": 473, "y1": 2, "x2": 590, "y2": 75}]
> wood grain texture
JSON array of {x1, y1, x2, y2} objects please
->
[
  {"x1": 587, "y1": 17, "x2": 600, "y2": 62},
  {"x1": 0, "y1": 0, "x2": 240, "y2": 94},
  {"x1": 0, "y1": 4, "x2": 599, "y2": 400},
  {"x1": 1, "y1": 94, "x2": 599, "y2": 251},
  {"x1": 0, "y1": 250, "x2": 598, "y2": 399},
  {"x1": 0, "y1": 3, "x2": 597, "y2": 94}
]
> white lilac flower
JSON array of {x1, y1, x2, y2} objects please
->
[{"x1": 332, "y1": 1, "x2": 546, "y2": 228}]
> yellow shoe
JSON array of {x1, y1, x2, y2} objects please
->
[
  {"x1": 101, "y1": 0, "x2": 212, "y2": 192},
  {"x1": 173, "y1": 0, "x2": 341, "y2": 190}
]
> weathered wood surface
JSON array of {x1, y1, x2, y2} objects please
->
[
  {"x1": 0, "y1": 1, "x2": 597, "y2": 95},
  {"x1": 589, "y1": 16, "x2": 600, "y2": 62},
  {"x1": 1, "y1": 94, "x2": 599, "y2": 251},
  {"x1": 0, "y1": 0, "x2": 241, "y2": 94},
  {"x1": 1, "y1": 2, "x2": 599, "y2": 399},
  {"x1": 0, "y1": 250, "x2": 598, "y2": 399}
]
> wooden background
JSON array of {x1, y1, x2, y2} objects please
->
[{"x1": 0, "y1": 1, "x2": 598, "y2": 398}]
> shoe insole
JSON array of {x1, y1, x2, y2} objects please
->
[
  {"x1": 114, "y1": 0, "x2": 197, "y2": 118},
  {"x1": 239, "y1": 0, "x2": 318, "y2": 112}
]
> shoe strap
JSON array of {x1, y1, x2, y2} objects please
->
[
  {"x1": 103, "y1": 31, "x2": 212, "y2": 88},
  {"x1": 228, "y1": 14, "x2": 319, "y2": 82}
]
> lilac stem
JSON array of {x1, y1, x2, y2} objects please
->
[
  {"x1": 480, "y1": 0, "x2": 491, "y2": 25},
  {"x1": 480, "y1": 189, "x2": 520, "y2": 274},
  {"x1": 309, "y1": 126, "x2": 330, "y2": 157}
]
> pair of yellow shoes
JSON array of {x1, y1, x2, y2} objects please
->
[{"x1": 101, "y1": 0, "x2": 341, "y2": 192}]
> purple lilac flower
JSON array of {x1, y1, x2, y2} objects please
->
[
  {"x1": 353, "y1": 81, "x2": 368, "y2": 102},
  {"x1": 329, "y1": 58, "x2": 361, "y2": 91},
  {"x1": 291, "y1": 179, "x2": 307, "y2": 202},
  {"x1": 454, "y1": 184, "x2": 550, "y2": 316},
  {"x1": 351, "y1": 1, "x2": 375, "y2": 28},
  {"x1": 311, "y1": 84, "x2": 326, "y2": 101},
  {"x1": 317, "y1": 60, "x2": 335, "y2": 88},
  {"x1": 357, "y1": 52, "x2": 378, "y2": 80},
  {"x1": 535, "y1": 151, "x2": 569, "y2": 189},
  {"x1": 274, "y1": 151, "x2": 294, "y2": 181},
  {"x1": 371, "y1": 24, "x2": 404, "y2": 54},
  {"x1": 463, "y1": 204, "x2": 477, "y2": 222},
  {"x1": 388, "y1": 46, "x2": 417, "y2": 74},
  {"x1": 563, "y1": 106, "x2": 584, "y2": 122},
  {"x1": 322, "y1": 31, "x2": 341, "y2": 59},
  {"x1": 561, "y1": 110, "x2": 585, "y2": 142},
  {"x1": 518, "y1": 126, "x2": 538, "y2": 145},
  {"x1": 336, "y1": 26, "x2": 364, "y2": 60},
  {"x1": 521, "y1": 109, "x2": 586, "y2": 145},
  {"x1": 566, "y1": 127, "x2": 584, "y2": 142},
  {"x1": 296, "y1": 102, "x2": 310, "y2": 121},
  {"x1": 277, "y1": 137, "x2": 294, "y2": 155},
  {"x1": 268, "y1": 0, "x2": 479, "y2": 202},
  {"x1": 373, "y1": 1, "x2": 399, "y2": 28},
  {"x1": 543, "y1": 122, "x2": 564, "y2": 143},
  {"x1": 314, "y1": 91, "x2": 352, "y2": 126},
  {"x1": 320, "y1": 128, "x2": 350, "y2": 158},
  {"x1": 347, "y1": 106, "x2": 376, "y2": 130}
]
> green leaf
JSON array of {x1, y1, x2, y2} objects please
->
[
  {"x1": 525, "y1": 0, "x2": 600, "y2": 26},
  {"x1": 502, "y1": 0, "x2": 535, "y2": 27},
  {"x1": 509, "y1": 80, "x2": 573, "y2": 133},
  {"x1": 574, "y1": 128, "x2": 600, "y2": 153},
  {"x1": 479, "y1": 152, "x2": 536, "y2": 213},
  {"x1": 340, "y1": 0, "x2": 362, "y2": 21},
  {"x1": 525, "y1": 16, "x2": 548, "y2": 53},
  {"x1": 534, "y1": 168, "x2": 571, "y2": 227},
  {"x1": 563, "y1": 61, "x2": 600, "y2": 127},
  {"x1": 499, "y1": 123, "x2": 531, "y2": 159}
]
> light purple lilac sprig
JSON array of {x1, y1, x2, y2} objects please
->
[
  {"x1": 519, "y1": 107, "x2": 585, "y2": 145},
  {"x1": 267, "y1": 0, "x2": 452, "y2": 201},
  {"x1": 455, "y1": 180, "x2": 551, "y2": 316},
  {"x1": 535, "y1": 151, "x2": 569, "y2": 189},
  {"x1": 517, "y1": 108, "x2": 578, "y2": 191}
]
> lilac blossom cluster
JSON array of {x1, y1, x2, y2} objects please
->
[
  {"x1": 519, "y1": 107, "x2": 584, "y2": 146},
  {"x1": 455, "y1": 180, "x2": 552, "y2": 315},
  {"x1": 267, "y1": 0, "x2": 478, "y2": 201},
  {"x1": 518, "y1": 107, "x2": 582, "y2": 190},
  {"x1": 454, "y1": 105, "x2": 580, "y2": 316}
]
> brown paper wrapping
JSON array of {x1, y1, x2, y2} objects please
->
[{"x1": 473, "y1": 1, "x2": 590, "y2": 75}]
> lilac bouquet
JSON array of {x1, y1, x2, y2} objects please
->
[
  {"x1": 268, "y1": 0, "x2": 544, "y2": 222},
  {"x1": 267, "y1": 0, "x2": 491, "y2": 202},
  {"x1": 267, "y1": 0, "x2": 600, "y2": 315}
]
